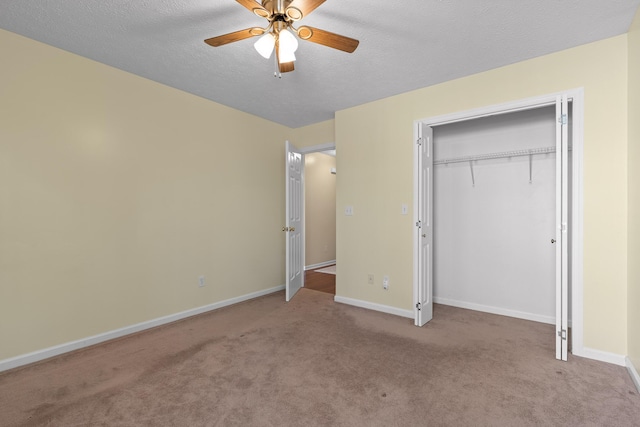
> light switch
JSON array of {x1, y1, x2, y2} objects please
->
[
  {"x1": 401, "y1": 204, "x2": 409, "y2": 215},
  {"x1": 345, "y1": 206, "x2": 354, "y2": 216}
]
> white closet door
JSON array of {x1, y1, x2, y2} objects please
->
[
  {"x1": 555, "y1": 95, "x2": 569, "y2": 361},
  {"x1": 415, "y1": 123, "x2": 433, "y2": 326}
]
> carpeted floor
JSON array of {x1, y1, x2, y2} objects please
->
[{"x1": 1, "y1": 288, "x2": 638, "y2": 426}]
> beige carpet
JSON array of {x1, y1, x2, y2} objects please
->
[{"x1": 1, "y1": 289, "x2": 638, "y2": 426}]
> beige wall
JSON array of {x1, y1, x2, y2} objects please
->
[
  {"x1": 0, "y1": 29, "x2": 290, "y2": 360},
  {"x1": 628, "y1": 9, "x2": 640, "y2": 369},
  {"x1": 304, "y1": 153, "x2": 336, "y2": 267},
  {"x1": 335, "y1": 35, "x2": 629, "y2": 355},
  {"x1": 289, "y1": 119, "x2": 335, "y2": 149}
]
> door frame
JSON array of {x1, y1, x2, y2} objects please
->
[
  {"x1": 412, "y1": 89, "x2": 585, "y2": 357},
  {"x1": 285, "y1": 141, "x2": 336, "y2": 300}
]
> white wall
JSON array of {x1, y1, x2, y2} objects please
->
[{"x1": 433, "y1": 107, "x2": 558, "y2": 323}]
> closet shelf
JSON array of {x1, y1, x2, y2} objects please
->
[{"x1": 434, "y1": 146, "x2": 559, "y2": 165}]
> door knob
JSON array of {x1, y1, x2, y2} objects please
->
[
  {"x1": 551, "y1": 239, "x2": 556, "y2": 244},
  {"x1": 290, "y1": 227, "x2": 295, "y2": 232},
  {"x1": 282, "y1": 227, "x2": 289, "y2": 232}
]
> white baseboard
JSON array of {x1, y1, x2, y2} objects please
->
[
  {"x1": 0, "y1": 285, "x2": 285, "y2": 373},
  {"x1": 626, "y1": 357, "x2": 640, "y2": 392},
  {"x1": 571, "y1": 346, "x2": 627, "y2": 366},
  {"x1": 434, "y1": 296, "x2": 563, "y2": 326},
  {"x1": 305, "y1": 260, "x2": 336, "y2": 271},
  {"x1": 334, "y1": 295, "x2": 413, "y2": 319}
]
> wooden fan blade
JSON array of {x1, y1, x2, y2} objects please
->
[
  {"x1": 297, "y1": 26, "x2": 359, "y2": 53},
  {"x1": 236, "y1": 0, "x2": 271, "y2": 18},
  {"x1": 285, "y1": 0, "x2": 325, "y2": 21},
  {"x1": 204, "y1": 27, "x2": 264, "y2": 47},
  {"x1": 279, "y1": 61, "x2": 295, "y2": 73}
]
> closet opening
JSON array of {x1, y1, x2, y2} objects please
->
[
  {"x1": 433, "y1": 105, "x2": 566, "y2": 325},
  {"x1": 413, "y1": 91, "x2": 583, "y2": 361}
]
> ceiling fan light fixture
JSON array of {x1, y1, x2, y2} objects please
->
[
  {"x1": 254, "y1": 32, "x2": 276, "y2": 58},
  {"x1": 279, "y1": 28, "x2": 299, "y2": 53},
  {"x1": 278, "y1": 45, "x2": 296, "y2": 63},
  {"x1": 205, "y1": 0, "x2": 359, "y2": 73}
]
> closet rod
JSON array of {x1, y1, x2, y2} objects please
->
[{"x1": 434, "y1": 145, "x2": 565, "y2": 165}]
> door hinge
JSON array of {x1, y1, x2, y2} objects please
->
[
  {"x1": 416, "y1": 302, "x2": 422, "y2": 311},
  {"x1": 416, "y1": 137, "x2": 422, "y2": 146},
  {"x1": 416, "y1": 220, "x2": 422, "y2": 228},
  {"x1": 558, "y1": 114, "x2": 568, "y2": 125},
  {"x1": 557, "y1": 329, "x2": 567, "y2": 340}
]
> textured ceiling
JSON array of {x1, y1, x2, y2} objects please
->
[{"x1": 1, "y1": 1, "x2": 638, "y2": 128}]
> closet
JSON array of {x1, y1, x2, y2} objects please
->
[
  {"x1": 433, "y1": 106, "x2": 565, "y2": 323},
  {"x1": 414, "y1": 94, "x2": 576, "y2": 360}
]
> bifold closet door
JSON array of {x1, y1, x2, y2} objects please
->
[
  {"x1": 555, "y1": 95, "x2": 569, "y2": 361},
  {"x1": 415, "y1": 123, "x2": 433, "y2": 326}
]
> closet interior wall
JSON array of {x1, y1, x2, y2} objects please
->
[{"x1": 432, "y1": 106, "x2": 570, "y2": 324}]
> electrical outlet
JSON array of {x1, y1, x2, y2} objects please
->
[
  {"x1": 198, "y1": 275, "x2": 206, "y2": 288},
  {"x1": 368, "y1": 274, "x2": 374, "y2": 285},
  {"x1": 383, "y1": 275, "x2": 389, "y2": 290}
]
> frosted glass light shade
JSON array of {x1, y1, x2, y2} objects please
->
[
  {"x1": 278, "y1": 48, "x2": 296, "y2": 63},
  {"x1": 254, "y1": 33, "x2": 275, "y2": 59},
  {"x1": 279, "y1": 29, "x2": 299, "y2": 53},
  {"x1": 277, "y1": 29, "x2": 298, "y2": 63}
]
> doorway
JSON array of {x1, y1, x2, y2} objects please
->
[
  {"x1": 413, "y1": 91, "x2": 584, "y2": 361},
  {"x1": 285, "y1": 142, "x2": 337, "y2": 300},
  {"x1": 303, "y1": 150, "x2": 337, "y2": 295}
]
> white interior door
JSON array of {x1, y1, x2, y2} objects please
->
[
  {"x1": 415, "y1": 123, "x2": 434, "y2": 326},
  {"x1": 285, "y1": 141, "x2": 304, "y2": 301},
  {"x1": 555, "y1": 95, "x2": 569, "y2": 361}
]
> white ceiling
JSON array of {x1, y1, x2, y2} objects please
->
[{"x1": 1, "y1": 1, "x2": 638, "y2": 128}]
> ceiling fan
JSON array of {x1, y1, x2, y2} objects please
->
[{"x1": 204, "y1": 0, "x2": 359, "y2": 74}]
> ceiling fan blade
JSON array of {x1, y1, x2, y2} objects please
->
[
  {"x1": 285, "y1": 0, "x2": 326, "y2": 21},
  {"x1": 279, "y1": 61, "x2": 295, "y2": 73},
  {"x1": 297, "y1": 26, "x2": 359, "y2": 53},
  {"x1": 236, "y1": 0, "x2": 271, "y2": 18},
  {"x1": 204, "y1": 27, "x2": 265, "y2": 47}
]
